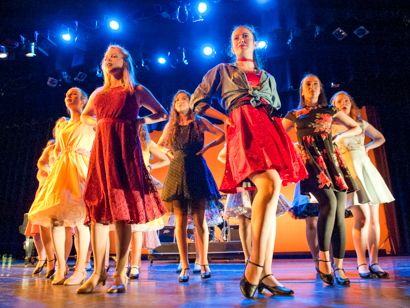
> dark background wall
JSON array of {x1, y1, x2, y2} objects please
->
[{"x1": 1, "y1": 0, "x2": 409, "y2": 257}]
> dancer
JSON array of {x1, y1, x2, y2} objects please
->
[
  {"x1": 25, "y1": 139, "x2": 56, "y2": 275},
  {"x1": 28, "y1": 88, "x2": 95, "y2": 286},
  {"x1": 190, "y1": 25, "x2": 307, "y2": 298},
  {"x1": 158, "y1": 90, "x2": 224, "y2": 282},
  {"x1": 282, "y1": 74, "x2": 361, "y2": 285},
  {"x1": 218, "y1": 145, "x2": 292, "y2": 261},
  {"x1": 129, "y1": 124, "x2": 170, "y2": 279},
  {"x1": 331, "y1": 91, "x2": 394, "y2": 279},
  {"x1": 78, "y1": 45, "x2": 168, "y2": 294}
]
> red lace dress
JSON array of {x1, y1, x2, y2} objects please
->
[
  {"x1": 220, "y1": 72, "x2": 308, "y2": 193},
  {"x1": 84, "y1": 86, "x2": 167, "y2": 225}
]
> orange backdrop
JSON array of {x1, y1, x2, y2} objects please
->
[{"x1": 128, "y1": 106, "x2": 390, "y2": 255}]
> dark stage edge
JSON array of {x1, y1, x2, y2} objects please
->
[{"x1": 1, "y1": 256, "x2": 409, "y2": 308}]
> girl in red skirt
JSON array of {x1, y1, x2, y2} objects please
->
[
  {"x1": 78, "y1": 45, "x2": 168, "y2": 294},
  {"x1": 190, "y1": 25, "x2": 308, "y2": 298}
]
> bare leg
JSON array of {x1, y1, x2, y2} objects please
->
[
  {"x1": 238, "y1": 215, "x2": 251, "y2": 261},
  {"x1": 193, "y1": 228, "x2": 202, "y2": 265},
  {"x1": 105, "y1": 237, "x2": 110, "y2": 268},
  {"x1": 77, "y1": 222, "x2": 109, "y2": 293},
  {"x1": 65, "y1": 225, "x2": 90, "y2": 284},
  {"x1": 305, "y1": 216, "x2": 319, "y2": 269},
  {"x1": 350, "y1": 204, "x2": 371, "y2": 273},
  {"x1": 39, "y1": 226, "x2": 55, "y2": 271},
  {"x1": 174, "y1": 202, "x2": 189, "y2": 277},
  {"x1": 192, "y1": 200, "x2": 209, "y2": 274},
  {"x1": 32, "y1": 233, "x2": 46, "y2": 271},
  {"x1": 130, "y1": 231, "x2": 143, "y2": 276},
  {"x1": 368, "y1": 204, "x2": 384, "y2": 271},
  {"x1": 85, "y1": 241, "x2": 92, "y2": 269},
  {"x1": 112, "y1": 220, "x2": 132, "y2": 288},
  {"x1": 245, "y1": 170, "x2": 281, "y2": 286},
  {"x1": 50, "y1": 220, "x2": 66, "y2": 283},
  {"x1": 64, "y1": 227, "x2": 73, "y2": 266}
]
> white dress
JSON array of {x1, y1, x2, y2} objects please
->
[{"x1": 334, "y1": 120, "x2": 394, "y2": 208}]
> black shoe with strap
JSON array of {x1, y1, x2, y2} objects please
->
[
  {"x1": 32, "y1": 259, "x2": 47, "y2": 274},
  {"x1": 240, "y1": 259, "x2": 263, "y2": 299},
  {"x1": 200, "y1": 264, "x2": 211, "y2": 279},
  {"x1": 333, "y1": 268, "x2": 350, "y2": 285},
  {"x1": 46, "y1": 258, "x2": 56, "y2": 279},
  {"x1": 357, "y1": 263, "x2": 377, "y2": 279},
  {"x1": 369, "y1": 263, "x2": 389, "y2": 279},
  {"x1": 257, "y1": 274, "x2": 294, "y2": 296},
  {"x1": 316, "y1": 257, "x2": 334, "y2": 285},
  {"x1": 179, "y1": 268, "x2": 190, "y2": 282}
]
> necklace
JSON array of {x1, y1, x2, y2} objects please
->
[{"x1": 237, "y1": 58, "x2": 254, "y2": 62}]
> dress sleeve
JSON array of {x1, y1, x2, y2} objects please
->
[
  {"x1": 190, "y1": 64, "x2": 223, "y2": 115},
  {"x1": 360, "y1": 119, "x2": 369, "y2": 132},
  {"x1": 284, "y1": 110, "x2": 295, "y2": 123}
]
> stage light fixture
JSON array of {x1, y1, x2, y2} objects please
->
[
  {"x1": 158, "y1": 57, "x2": 166, "y2": 64},
  {"x1": 332, "y1": 27, "x2": 347, "y2": 41},
  {"x1": 258, "y1": 41, "x2": 267, "y2": 49},
  {"x1": 353, "y1": 26, "x2": 369, "y2": 39},
  {"x1": 109, "y1": 20, "x2": 120, "y2": 31},
  {"x1": 198, "y1": 2, "x2": 208, "y2": 14},
  {"x1": 177, "y1": 4, "x2": 189, "y2": 23},
  {"x1": 203, "y1": 46, "x2": 214, "y2": 56},
  {"x1": 0, "y1": 46, "x2": 7, "y2": 58},
  {"x1": 25, "y1": 42, "x2": 36, "y2": 57},
  {"x1": 62, "y1": 33, "x2": 71, "y2": 41}
]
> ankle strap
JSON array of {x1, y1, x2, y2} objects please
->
[
  {"x1": 247, "y1": 258, "x2": 263, "y2": 268},
  {"x1": 131, "y1": 266, "x2": 140, "y2": 269},
  {"x1": 259, "y1": 274, "x2": 273, "y2": 282},
  {"x1": 357, "y1": 263, "x2": 367, "y2": 270},
  {"x1": 201, "y1": 264, "x2": 209, "y2": 267},
  {"x1": 316, "y1": 257, "x2": 331, "y2": 263},
  {"x1": 369, "y1": 263, "x2": 379, "y2": 269},
  {"x1": 334, "y1": 268, "x2": 345, "y2": 272}
]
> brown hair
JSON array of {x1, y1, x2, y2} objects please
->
[
  {"x1": 101, "y1": 45, "x2": 137, "y2": 95},
  {"x1": 164, "y1": 90, "x2": 200, "y2": 146},
  {"x1": 228, "y1": 25, "x2": 264, "y2": 70},
  {"x1": 330, "y1": 91, "x2": 360, "y2": 121},
  {"x1": 298, "y1": 74, "x2": 328, "y2": 108}
]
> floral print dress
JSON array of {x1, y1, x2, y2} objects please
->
[{"x1": 285, "y1": 105, "x2": 358, "y2": 195}]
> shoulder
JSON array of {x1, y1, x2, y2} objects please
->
[{"x1": 90, "y1": 87, "x2": 104, "y2": 98}]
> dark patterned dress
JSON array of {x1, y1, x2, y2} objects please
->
[
  {"x1": 285, "y1": 105, "x2": 358, "y2": 195},
  {"x1": 161, "y1": 121, "x2": 221, "y2": 214},
  {"x1": 84, "y1": 86, "x2": 167, "y2": 226}
]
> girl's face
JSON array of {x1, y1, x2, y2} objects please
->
[
  {"x1": 231, "y1": 27, "x2": 257, "y2": 59},
  {"x1": 334, "y1": 94, "x2": 352, "y2": 115},
  {"x1": 104, "y1": 48, "x2": 124, "y2": 75},
  {"x1": 174, "y1": 92, "x2": 190, "y2": 114},
  {"x1": 65, "y1": 88, "x2": 85, "y2": 111},
  {"x1": 301, "y1": 76, "x2": 321, "y2": 102}
]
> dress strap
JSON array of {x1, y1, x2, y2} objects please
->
[{"x1": 97, "y1": 118, "x2": 133, "y2": 126}]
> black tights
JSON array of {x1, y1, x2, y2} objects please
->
[{"x1": 311, "y1": 189, "x2": 347, "y2": 259}]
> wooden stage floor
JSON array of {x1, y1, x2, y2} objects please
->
[{"x1": 0, "y1": 256, "x2": 409, "y2": 307}]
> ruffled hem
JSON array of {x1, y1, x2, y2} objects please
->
[
  {"x1": 289, "y1": 203, "x2": 319, "y2": 220},
  {"x1": 29, "y1": 202, "x2": 86, "y2": 227}
]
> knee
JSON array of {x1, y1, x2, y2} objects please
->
[{"x1": 306, "y1": 221, "x2": 316, "y2": 232}]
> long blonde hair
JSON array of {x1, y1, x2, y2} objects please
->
[
  {"x1": 330, "y1": 91, "x2": 360, "y2": 121},
  {"x1": 101, "y1": 44, "x2": 137, "y2": 95}
]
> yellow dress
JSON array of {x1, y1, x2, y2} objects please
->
[
  {"x1": 131, "y1": 140, "x2": 164, "y2": 233},
  {"x1": 28, "y1": 119, "x2": 95, "y2": 227}
]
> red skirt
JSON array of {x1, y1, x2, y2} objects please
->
[{"x1": 220, "y1": 104, "x2": 308, "y2": 193}]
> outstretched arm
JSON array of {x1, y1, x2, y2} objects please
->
[{"x1": 148, "y1": 144, "x2": 170, "y2": 172}]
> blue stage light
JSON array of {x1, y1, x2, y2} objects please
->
[
  {"x1": 203, "y1": 46, "x2": 213, "y2": 56},
  {"x1": 62, "y1": 33, "x2": 71, "y2": 41},
  {"x1": 198, "y1": 2, "x2": 208, "y2": 14},
  {"x1": 158, "y1": 57, "x2": 166, "y2": 64},
  {"x1": 258, "y1": 41, "x2": 267, "y2": 49},
  {"x1": 109, "y1": 20, "x2": 120, "y2": 31}
]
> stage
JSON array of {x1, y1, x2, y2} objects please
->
[{"x1": 0, "y1": 256, "x2": 409, "y2": 307}]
